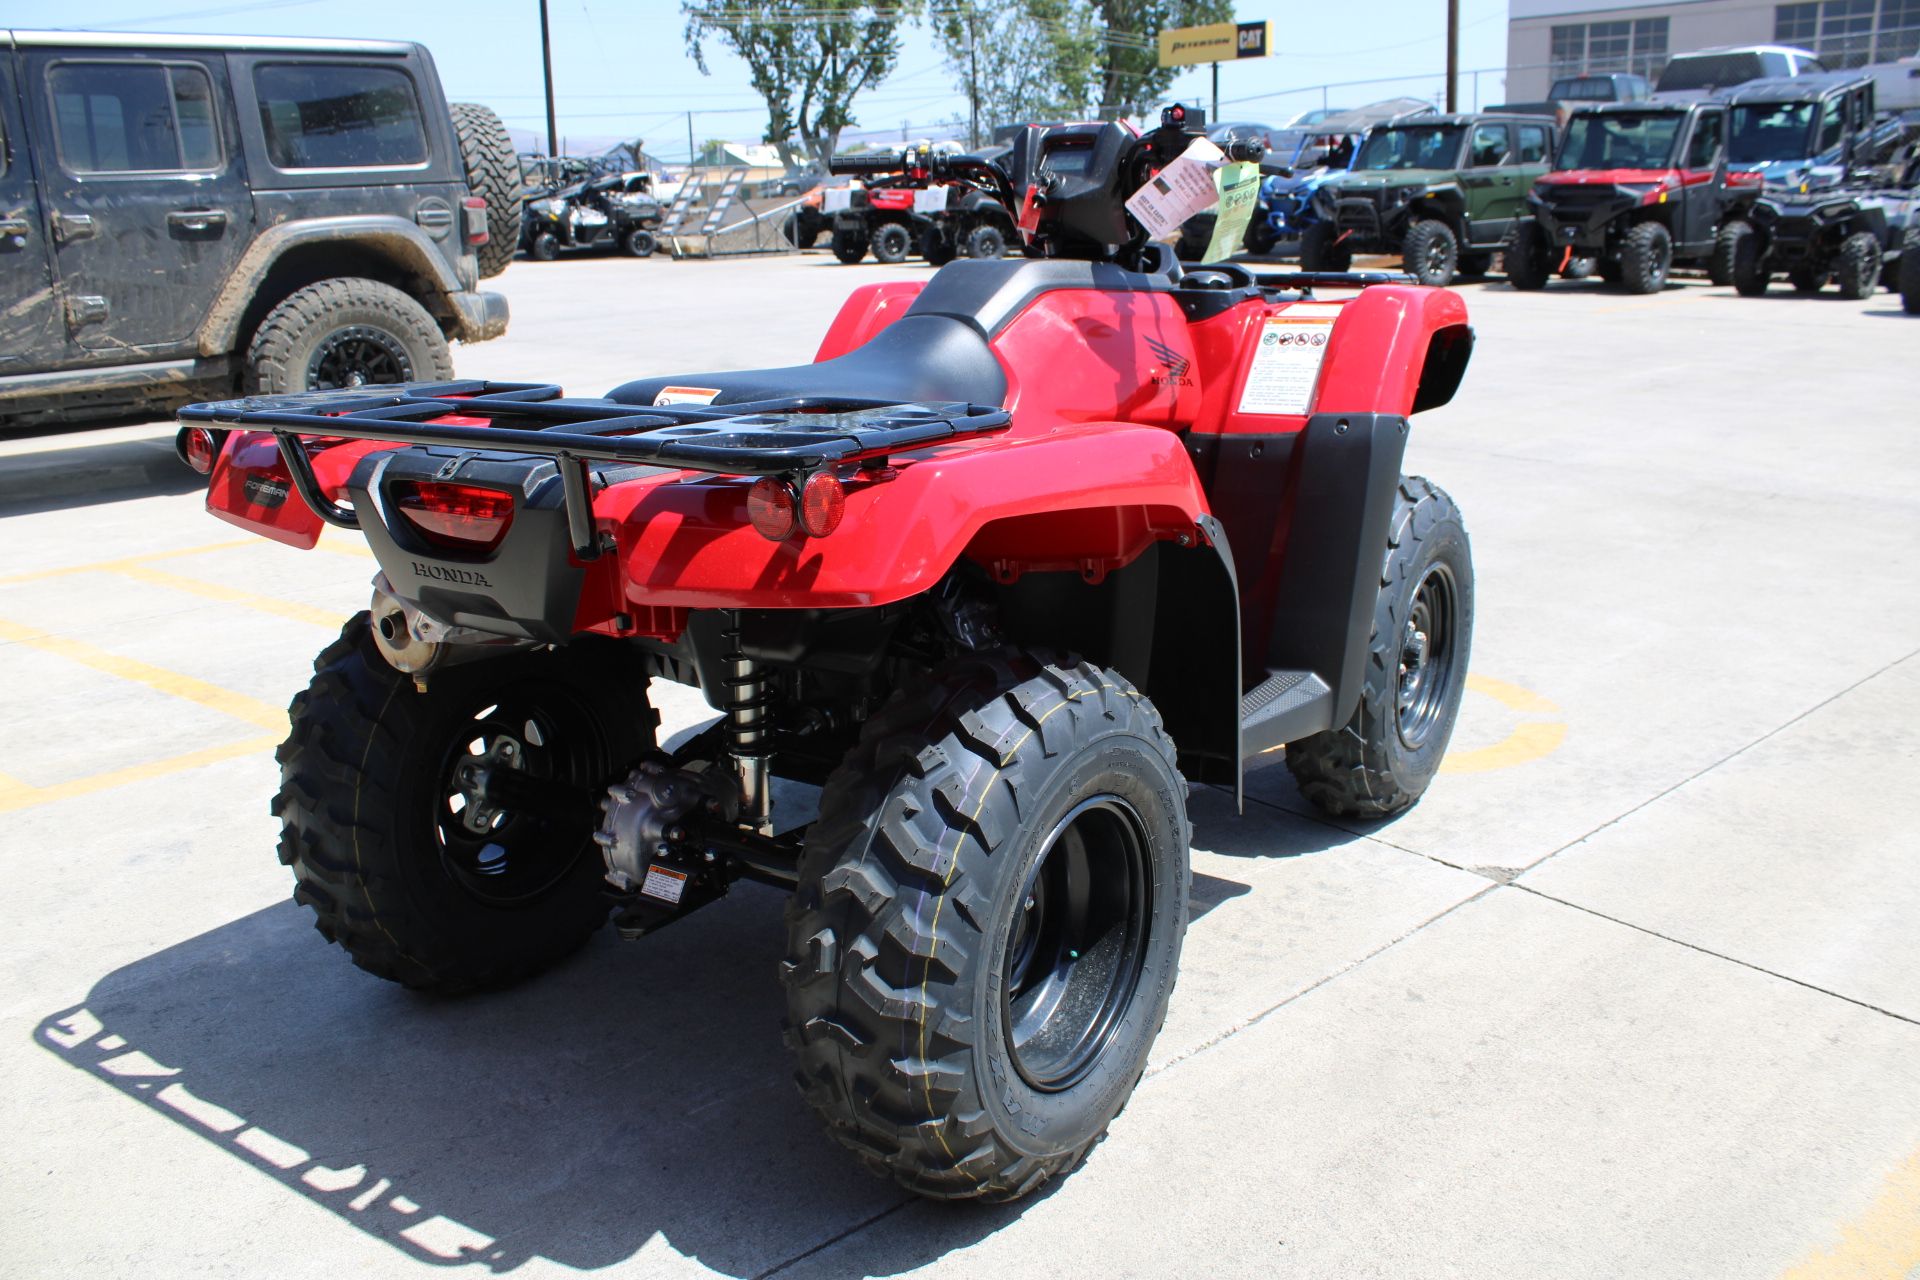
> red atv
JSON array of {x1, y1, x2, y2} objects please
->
[{"x1": 183, "y1": 107, "x2": 1477, "y2": 1202}]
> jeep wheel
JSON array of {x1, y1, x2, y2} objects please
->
[
  {"x1": 1903, "y1": 239, "x2": 1920, "y2": 314},
  {"x1": 246, "y1": 278, "x2": 454, "y2": 395},
  {"x1": 966, "y1": 223, "x2": 1007, "y2": 259},
  {"x1": 620, "y1": 227, "x2": 658, "y2": 258},
  {"x1": 831, "y1": 227, "x2": 869, "y2": 264},
  {"x1": 450, "y1": 103, "x2": 522, "y2": 280},
  {"x1": 528, "y1": 231, "x2": 560, "y2": 261},
  {"x1": 1300, "y1": 220, "x2": 1351, "y2": 272},
  {"x1": 1618, "y1": 221, "x2": 1672, "y2": 294},
  {"x1": 785, "y1": 651, "x2": 1189, "y2": 1202},
  {"x1": 1835, "y1": 231, "x2": 1881, "y2": 300},
  {"x1": 275, "y1": 616, "x2": 658, "y2": 992},
  {"x1": 870, "y1": 221, "x2": 912, "y2": 264},
  {"x1": 1286, "y1": 477, "x2": 1474, "y2": 818},
  {"x1": 1402, "y1": 219, "x2": 1458, "y2": 287},
  {"x1": 1789, "y1": 263, "x2": 1825, "y2": 293},
  {"x1": 1720, "y1": 221, "x2": 1768, "y2": 296},
  {"x1": 923, "y1": 226, "x2": 959, "y2": 266},
  {"x1": 1503, "y1": 221, "x2": 1551, "y2": 291}
]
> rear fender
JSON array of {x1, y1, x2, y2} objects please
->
[
  {"x1": 204, "y1": 429, "x2": 376, "y2": 549},
  {"x1": 813, "y1": 282, "x2": 928, "y2": 361}
]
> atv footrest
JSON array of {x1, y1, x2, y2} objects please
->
[{"x1": 1240, "y1": 668, "x2": 1334, "y2": 756}]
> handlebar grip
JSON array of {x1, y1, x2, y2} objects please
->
[
  {"x1": 1222, "y1": 137, "x2": 1266, "y2": 163},
  {"x1": 827, "y1": 152, "x2": 901, "y2": 176}
]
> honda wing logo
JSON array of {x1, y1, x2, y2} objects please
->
[{"x1": 1145, "y1": 335, "x2": 1193, "y2": 387}]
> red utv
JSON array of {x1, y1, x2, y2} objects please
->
[
  {"x1": 182, "y1": 107, "x2": 1478, "y2": 1203},
  {"x1": 1508, "y1": 100, "x2": 1760, "y2": 292},
  {"x1": 827, "y1": 145, "x2": 1016, "y2": 264}
]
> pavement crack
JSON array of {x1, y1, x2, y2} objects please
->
[
  {"x1": 753, "y1": 1197, "x2": 914, "y2": 1279},
  {"x1": 1513, "y1": 883, "x2": 1920, "y2": 1029}
]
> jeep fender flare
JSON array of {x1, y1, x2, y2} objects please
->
[
  {"x1": 197, "y1": 216, "x2": 472, "y2": 356},
  {"x1": 1407, "y1": 184, "x2": 1467, "y2": 237}
]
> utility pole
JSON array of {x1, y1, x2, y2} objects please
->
[
  {"x1": 1445, "y1": 0, "x2": 1459, "y2": 112},
  {"x1": 1212, "y1": 61, "x2": 1220, "y2": 123},
  {"x1": 687, "y1": 111, "x2": 696, "y2": 171},
  {"x1": 967, "y1": 7, "x2": 980, "y2": 149},
  {"x1": 539, "y1": 0, "x2": 558, "y2": 156}
]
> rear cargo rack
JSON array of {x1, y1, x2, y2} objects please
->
[{"x1": 180, "y1": 381, "x2": 1012, "y2": 559}]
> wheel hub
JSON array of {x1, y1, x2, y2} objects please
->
[
  {"x1": 308, "y1": 324, "x2": 414, "y2": 391},
  {"x1": 1395, "y1": 564, "x2": 1458, "y2": 750}
]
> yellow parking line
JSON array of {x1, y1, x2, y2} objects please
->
[
  {"x1": 0, "y1": 735, "x2": 283, "y2": 815},
  {"x1": 113, "y1": 564, "x2": 344, "y2": 629},
  {"x1": 0, "y1": 540, "x2": 256, "y2": 587},
  {"x1": 1780, "y1": 1145, "x2": 1920, "y2": 1279},
  {"x1": 0, "y1": 617, "x2": 287, "y2": 732},
  {"x1": 1440, "y1": 674, "x2": 1569, "y2": 774}
]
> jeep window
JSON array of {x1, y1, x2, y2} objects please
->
[
  {"x1": 1517, "y1": 124, "x2": 1552, "y2": 164},
  {"x1": 1353, "y1": 124, "x2": 1464, "y2": 171},
  {"x1": 50, "y1": 62, "x2": 221, "y2": 174},
  {"x1": 1555, "y1": 113, "x2": 1682, "y2": 169},
  {"x1": 1469, "y1": 123, "x2": 1511, "y2": 166},
  {"x1": 1684, "y1": 111, "x2": 1724, "y2": 168},
  {"x1": 1729, "y1": 102, "x2": 1815, "y2": 163},
  {"x1": 253, "y1": 64, "x2": 426, "y2": 169}
]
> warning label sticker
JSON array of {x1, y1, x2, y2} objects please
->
[
  {"x1": 1237, "y1": 310, "x2": 1338, "y2": 415},
  {"x1": 640, "y1": 865, "x2": 689, "y2": 904},
  {"x1": 913, "y1": 186, "x2": 950, "y2": 214},
  {"x1": 653, "y1": 386, "x2": 721, "y2": 406}
]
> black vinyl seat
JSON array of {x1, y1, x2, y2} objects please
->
[{"x1": 606, "y1": 313, "x2": 1008, "y2": 410}]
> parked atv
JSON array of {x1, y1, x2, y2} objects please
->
[
  {"x1": 1725, "y1": 140, "x2": 1920, "y2": 296},
  {"x1": 920, "y1": 143, "x2": 1022, "y2": 263},
  {"x1": 522, "y1": 171, "x2": 665, "y2": 260},
  {"x1": 180, "y1": 106, "x2": 1478, "y2": 1204},
  {"x1": 826, "y1": 145, "x2": 1016, "y2": 264},
  {"x1": 1508, "y1": 101, "x2": 1758, "y2": 293}
]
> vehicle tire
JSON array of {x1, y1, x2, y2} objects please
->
[
  {"x1": 922, "y1": 226, "x2": 959, "y2": 266},
  {"x1": 1720, "y1": 221, "x2": 1769, "y2": 296},
  {"x1": 870, "y1": 221, "x2": 912, "y2": 264},
  {"x1": 1903, "y1": 239, "x2": 1920, "y2": 314},
  {"x1": 831, "y1": 227, "x2": 868, "y2": 264},
  {"x1": 1835, "y1": 231, "x2": 1881, "y2": 300},
  {"x1": 966, "y1": 223, "x2": 1007, "y2": 259},
  {"x1": 450, "y1": 102, "x2": 522, "y2": 280},
  {"x1": 1300, "y1": 220, "x2": 1351, "y2": 272},
  {"x1": 245, "y1": 278, "x2": 454, "y2": 395},
  {"x1": 274, "y1": 616, "x2": 658, "y2": 993},
  {"x1": 1561, "y1": 254, "x2": 1596, "y2": 280},
  {"x1": 1503, "y1": 221, "x2": 1551, "y2": 291},
  {"x1": 1789, "y1": 262, "x2": 1825, "y2": 293},
  {"x1": 1618, "y1": 221, "x2": 1672, "y2": 294},
  {"x1": 620, "y1": 227, "x2": 657, "y2": 258},
  {"x1": 1285, "y1": 477, "x2": 1474, "y2": 818},
  {"x1": 1598, "y1": 257, "x2": 1623, "y2": 284},
  {"x1": 1402, "y1": 218, "x2": 1459, "y2": 287},
  {"x1": 784, "y1": 651, "x2": 1190, "y2": 1202},
  {"x1": 1244, "y1": 219, "x2": 1277, "y2": 256},
  {"x1": 528, "y1": 231, "x2": 560, "y2": 261}
]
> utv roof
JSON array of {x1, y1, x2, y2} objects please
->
[
  {"x1": 1717, "y1": 71, "x2": 1872, "y2": 105},
  {"x1": 1374, "y1": 111, "x2": 1556, "y2": 127},
  {"x1": 1311, "y1": 98, "x2": 1438, "y2": 132},
  {"x1": 1569, "y1": 100, "x2": 1704, "y2": 116},
  {"x1": 4, "y1": 29, "x2": 415, "y2": 54}
]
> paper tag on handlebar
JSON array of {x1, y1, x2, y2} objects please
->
[
  {"x1": 913, "y1": 187, "x2": 950, "y2": 214},
  {"x1": 1125, "y1": 136, "x2": 1226, "y2": 242},
  {"x1": 1017, "y1": 184, "x2": 1042, "y2": 241},
  {"x1": 1203, "y1": 161, "x2": 1260, "y2": 262},
  {"x1": 823, "y1": 188, "x2": 854, "y2": 212}
]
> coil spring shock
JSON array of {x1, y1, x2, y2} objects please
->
[{"x1": 722, "y1": 612, "x2": 773, "y2": 829}]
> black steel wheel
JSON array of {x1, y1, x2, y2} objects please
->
[
  {"x1": 1618, "y1": 221, "x2": 1672, "y2": 294},
  {"x1": 1402, "y1": 218, "x2": 1459, "y2": 287},
  {"x1": 870, "y1": 221, "x2": 912, "y2": 264},
  {"x1": 785, "y1": 651, "x2": 1189, "y2": 1201},
  {"x1": 1835, "y1": 231, "x2": 1881, "y2": 300},
  {"x1": 1286, "y1": 477, "x2": 1474, "y2": 818},
  {"x1": 275, "y1": 616, "x2": 658, "y2": 992},
  {"x1": 830, "y1": 226, "x2": 868, "y2": 264},
  {"x1": 529, "y1": 230, "x2": 560, "y2": 261},
  {"x1": 245, "y1": 278, "x2": 453, "y2": 396},
  {"x1": 965, "y1": 223, "x2": 1007, "y2": 259},
  {"x1": 1504, "y1": 220, "x2": 1551, "y2": 291},
  {"x1": 621, "y1": 227, "x2": 658, "y2": 258}
]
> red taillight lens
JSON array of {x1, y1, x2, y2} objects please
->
[
  {"x1": 800, "y1": 471, "x2": 845, "y2": 537},
  {"x1": 747, "y1": 476, "x2": 797, "y2": 541},
  {"x1": 463, "y1": 195, "x2": 490, "y2": 246},
  {"x1": 392, "y1": 481, "x2": 514, "y2": 554},
  {"x1": 180, "y1": 427, "x2": 217, "y2": 475}
]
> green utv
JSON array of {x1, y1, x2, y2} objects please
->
[{"x1": 1302, "y1": 112, "x2": 1559, "y2": 286}]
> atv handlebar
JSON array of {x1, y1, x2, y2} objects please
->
[{"x1": 827, "y1": 152, "x2": 903, "y2": 176}]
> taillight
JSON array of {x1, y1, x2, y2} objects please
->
[
  {"x1": 392, "y1": 481, "x2": 513, "y2": 554},
  {"x1": 178, "y1": 426, "x2": 218, "y2": 475},
  {"x1": 747, "y1": 476, "x2": 797, "y2": 541},
  {"x1": 800, "y1": 471, "x2": 845, "y2": 537},
  {"x1": 463, "y1": 195, "x2": 490, "y2": 246}
]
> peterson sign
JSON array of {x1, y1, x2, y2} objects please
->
[{"x1": 1157, "y1": 19, "x2": 1270, "y2": 68}]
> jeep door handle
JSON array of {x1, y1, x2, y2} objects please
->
[
  {"x1": 52, "y1": 211, "x2": 95, "y2": 243},
  {"x1": 168, "y1": 208, "x2": 228, "y2": 234}
]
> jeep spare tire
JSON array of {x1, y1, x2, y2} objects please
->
[
  {"x1": 451, "y1": 102, "x2": 523, "y2": 279},
  {"x1": 246, "y1": 278, "x2": 455, "y2": 395}
]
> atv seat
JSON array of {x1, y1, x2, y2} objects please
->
[{"x1": 607, "y1": 314, "x2": 1008, "y2": 410}]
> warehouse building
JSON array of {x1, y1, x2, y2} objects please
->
[{"x1": 1505, "y1": 0, "x2": 1920, "y2": 99}]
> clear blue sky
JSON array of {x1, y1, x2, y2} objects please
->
[{"x1": 3, "y1": 0, "x2": 1513, "y2": 159}]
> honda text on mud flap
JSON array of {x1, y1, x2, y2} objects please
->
[{"x1": 182, "y1": 105, "x2": 1480, "y2": 1203}]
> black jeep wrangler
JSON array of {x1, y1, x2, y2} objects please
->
[{"x1": 0, "y1": 30, "x2": 518, "y2": 437}]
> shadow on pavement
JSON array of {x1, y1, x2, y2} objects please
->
[{"x1": 0, "y1": 436, "x2": 201, "y2": 516}]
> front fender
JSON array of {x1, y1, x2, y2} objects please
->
[{"x1": 602, "y1": 424, "x2": 1210, "y2": 611}]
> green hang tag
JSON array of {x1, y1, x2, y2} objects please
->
[{"x1": 1204, "y1": 161, "x2": 1259, "y2": 264}]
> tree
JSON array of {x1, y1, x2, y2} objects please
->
[
  {"x1": 684, "y1": 0, "x2": 916, "y2": 166},
  {"x1": 1085, "y1": 0, "x2": 1232, "y2": 119},
  {"x1": 931, "y1": 1, "x2": 1098, "y2": 146}
]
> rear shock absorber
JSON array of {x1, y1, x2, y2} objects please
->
[{"x1": 721, "y1": 612, "x2": 773, "y2": 831}]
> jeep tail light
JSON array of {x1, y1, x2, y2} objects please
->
[
  {"x1": 463, "y1": 196, "x2": 490, "y2": 246},
  {"x1": 392, "y1": 481, "x2": 514, "y2": 553},
  {"x1": 179, "y1": 427, "x2": 218, "y2": 475},
  {"x1": 747, "y1": 476, "x2": 798, "y2": 541},
  {"x1": 800, "y1": 471, "x2": 845, "y2": 537}
]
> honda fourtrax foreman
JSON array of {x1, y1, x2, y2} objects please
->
[
  {"x1": 182, "y1": 107, "x2": 1479, "y2": 1203},
  {"x1": 1508, "y1": 100, "x2": 1758, "y2": 293}
]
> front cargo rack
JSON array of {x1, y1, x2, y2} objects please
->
[{"x1": 181, "y1": 380, "x2": 1013, "y2": 559}]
